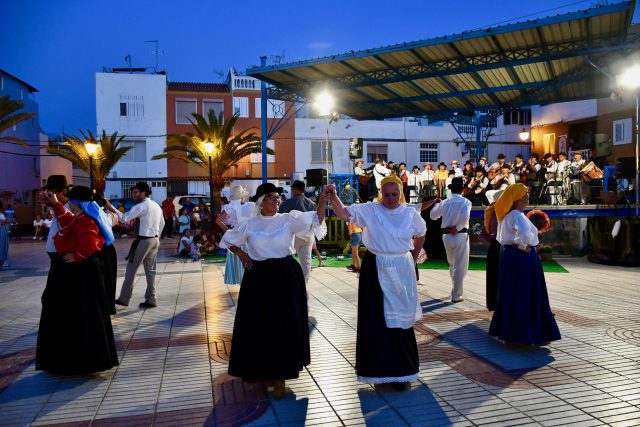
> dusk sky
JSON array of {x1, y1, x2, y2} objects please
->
[{"x1": 2, "y1": 0, "x2": 638, "y2": 135}]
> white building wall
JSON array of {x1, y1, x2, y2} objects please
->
[
  {"x1": 531, "y1": 100, "x2": 597, "y2": 126},
  {"x1": 96, "y1": 72, "x2": 167, "y2": 202},
  {"x1": 295, "y1": 118, "x2": 529, "y2": 175}
]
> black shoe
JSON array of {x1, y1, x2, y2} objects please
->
[
  {"x1": 114, "y1": 299, "x2": 128, "y2": 307},
  {"x1": 391, "y1": 382, "x2": 409, "y2": 391},
  {"x1": 139, "y1": 301, "x2": 157, "y2": 309}
]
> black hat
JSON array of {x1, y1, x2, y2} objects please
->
[
  {"x1": 67, "y1": 185, "x2": 93, "y2": 202},
  {"x1": 515, "y1": 153, "x2": 524, "y2": 159},
  {"x1": 42, "y1": 175, "x2": 70, "y2": 191},
  {"x1": 132, "y1": 181, "x2": 152, "y2": 195},
  {"x1": 448, "y1": 176, "x2": 464, "y2": 193},
  {"x1": 94, "y1": 195, "x2": 107, "y2": 207},
  {"x1": 291, "y1": 180, "x2": 306, "y2": 192},
  {"x1": 497, "y1": 153, "x2": 506, "y2": 159},
  {"x1": 250, "y1": 183, "x2": 282, "y2": 202}
]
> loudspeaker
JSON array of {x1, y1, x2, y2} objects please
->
[
  {"x1": 617, "y1": 157, "x2": 636, "y2": 180},
  {"x1": 306, "y1": 168, "x2": 327, "y2": 187},
  {"x1": 349, "y1": 138, "x2": 363, "y2": 158}
]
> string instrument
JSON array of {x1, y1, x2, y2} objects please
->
[
  {"x1": 357, "y1": 170, "x2": 373, "y2": 186},
  {"x1": 514, "y1": 163, "x2": 528, "y2": 183},
  {"x1": 487, "y1": 167, "x2": 500, "y2": 181},
  {"x1": 492, "y1": 175, "x2": 508, "y2": 190},
  {"x1": 468, "y1": 177, "x2": 482, "y2": 192}
]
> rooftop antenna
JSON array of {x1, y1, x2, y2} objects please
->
[
  {"x1": 213, "y1": 69, "x2": 225, "y2": 81},
  {"x1": 144, "y1": 40, "x2": 162, "y2": 73},
  {"x1": 124, "y1": 54, "x2": 133, "y2": 72}
]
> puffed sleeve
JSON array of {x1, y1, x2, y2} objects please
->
[
  {"x1": 411, "y1": 209, "x2": 427, "y2": 237},
  {"x1": 288, "y1": 211, "x2": 327, "y2": 240},
  {"x1": 513, "y1": 213, "x2": 539, "y2": 250},
  {"x1": 345, "y1": 203, "x2": 370, "y2": 229},
  {"x1": 219, "y1": 217, "x2": 249, "y2": 249}
]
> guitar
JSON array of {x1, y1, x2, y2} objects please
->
[{"x1": 357, "y1": 170, "x2": 372, "y2": 186}]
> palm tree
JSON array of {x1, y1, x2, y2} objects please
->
[
  {"x1": 152, "y1": 111, "x2": 271, "y2": 212},
  {"x1": 45, "y1": 130, "x2": 132, "y2": 196},
  {"x1": 0, "y1": 95, "x2": 37, "y2": 147}
]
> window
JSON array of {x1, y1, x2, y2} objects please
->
[
  {"x1": 503, "y1": 110, "x2": 531, "y2": 126},
  {"x1": 310, "y1": 139, "x2": 333, "y2": 163},
  {"x1": 121, "y1": 180, "x2": 138, "y2": 199},
  {"x1": 151, "y1": 180, "x2": 167, "y2": 188},
  {"x1": 419, "y1": 143, "x2": 439, "y2": 163},
  {"x1": 366, "y1": 144, "x2": 387, "y2": 163},
  {"x1": 613, "y1": 118, "x2": 632, "y2": 145},
  {"x1": 120, "y1": 140, "x2": 147, "y2": 162},
  {"x1": 233, "y1": 97, "x2": 249, "y2": 117},
  {"x1": 0, "y1": 75, "x2": 3, "y2": 90},
  {"x1": 202, "y1": 99, "x2": 224, "y2": 119},
  {"x1": 250, "y1": 140, "x2": 275, "y2": 163},
  {"x1": 119, "y1": 95, "x2": 144, "y2": 117},
  {"x1": 176, "y1": 99, "x2": 197, "y2": 124},
  {"x1": 543, "y1": 133, "x2": 556, "y2": 155},
  {"x1": 255, "y1": 98, "x2": 285, "y2": 118}
]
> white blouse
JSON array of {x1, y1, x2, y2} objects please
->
[
  {"x1": 346, "y1": 203, "x2": 426, "y2": 255},
  {"x1": 497, "y1": 210, "x2": 539, "y2": 251},
  {"x1": 221, "y1": 200, "x2": 254, "y2": 227},
  {"x1": 219, "y1": 211, "x2": 324, "y2": 261}
]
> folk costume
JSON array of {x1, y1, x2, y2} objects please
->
[
  {"x1": 221, "y1": 186, "x2": 254, "y2": 285},
  {"x1": 220, "y1": 183, "x2": 326, "y2": 384},
  {"x1": 36, "y1": 186, "x2": 119, "y2": 375},
  {"x1": 488, "y1": 184, "x2": 561, "y2": 345},
  {"x1": 482, "y1": 190, "x2": 503, "y2": 311},
  {"x1": 345, "y1": 176, "x2": 426, "y2": 384}
]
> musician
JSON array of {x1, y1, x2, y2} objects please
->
[
  {"x1": 478, "y1": 157, "x2": 489, "y2": 172},
  {"x1": 557, "y1": 152, "x2": 570, "y2": 177},
  {"x1": 512, "y1": 154, "x2": 528, "y2": 182},
  {"x1": 420, "y1": 163, "x2": 435, "y2": 200},
  {"x1": 387, "y1": 160, "x2": 398, "y2": 176},
  {"x1": 372, "y1": 158, "x2": 391, "y2": 195},
  {"x1": 486, "y1": 164, "x2": 514, "y2": 204},
  {"x1": 433, "y1": 162, "x2": 449, "y2": 199},
  {"x1": 543, "y1": 153, "x2": 564, "y2": 205},
  {"x1": 462, "y1": 161, "x2": 475, "y2": 185},
  {"x1": 407, "y1": 165, "x2": 423, "y2": 203},
  {"x1": 354, "y1": 159, "x2": 370, "y2": 203},
  {"x1": 398, "y1": 162, "x2": 409, "y2": 201},
  {"x1": 569, "y1": 152, "x2": 588, "y2": 204},
  {"x1": 450, "y1": 160, "x2": 463, "y2": 178},
  {"x1": 467, "y1": 168, "x2": 489, "y2": 206},
  {"x1": 489, "y1": 153, "x2": 507, "y2": 171}
]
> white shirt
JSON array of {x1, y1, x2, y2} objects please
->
[
  {"x1": 430, "y1": 193, "x2": 472, "y2": 230},
  {"x1": 452, "y1": 167, "x2": 463, "y2": 178},
  {"x1": 557, "y1": 159, "x2": 570, "y2": 176},
  {"x1": 179, "y1": 236, "x2": 193, "y2": 252},
  {"x1": 468, "y1": 176, "x2": 489, "y2": 194},
  {"x1": 221, "y1": 200, "x2": 255, "y2": 227},
  {"x1": 46, "y1": 202, "x2": 70, "y2": 253},
  {"x1": 354, "y1": 166, "x2": 365, "y2": 176},
  {"x1": 497, "y1": 210, "x2": 539, "y2": 251},
  {"x1": 43, "y1": 218, "x2": 53, "y2": 228},
  {"x1": 219, "y1": 211, "x2": 321, "y2": 261},
  {"x1": 420, "y1": 170, "x2": 434, "y2": 182},
  {"x1": 373, "y1": 164, "x2": 390, "y2": 187},
  {"x1": 407, "y1": 173, "x2": 422, "y2": 188},
  {"x1": 115, "y1": 198, "x2": 165, "y2": 238},
  {"x1": 490, "y1": 173, "x2": 516, "y2": 190},
  {"x1": 33, "y1": 219, "x2": 44, "y2": 227},
  {"x1": 346, "y1": 203, "x2": 426, "y2": 255}
]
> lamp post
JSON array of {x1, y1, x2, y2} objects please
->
[
  {"x1": 314, "y1": 91, "x2": 334, "y2": 186},
  {"x1": 85, "y1": 141, "x2": 98, "y2": 193},
  {"x1": 519, "y1": 128, "x2": 530, "y2": 143},
  {"x1": 617, "y1": 65, "x2": 640, "y2": 216},
  {"x1": 204, "y1": 140, "x2": 215, "y2": 225}
]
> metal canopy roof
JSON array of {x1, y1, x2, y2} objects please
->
[{"x1": 248, "y1": 1, "x2": 639, "y2": 121}]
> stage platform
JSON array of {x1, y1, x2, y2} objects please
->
[{"x1": 470, "y1": 203, "x2": 637, "y2": 218}]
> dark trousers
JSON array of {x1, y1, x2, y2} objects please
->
[{"x1": 162, "y1": 216, "x2": 174, "y2": 237}]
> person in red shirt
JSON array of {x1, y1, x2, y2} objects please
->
[
  {"x1": 161, "y1": 195, "x2": 177, "y2": 238},
  {"x1": 36, "y1": 185, "x2": 119, "y2": 375}
]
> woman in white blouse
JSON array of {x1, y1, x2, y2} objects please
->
[
  {"x1": 216, "y1": 186, "x2": 254, "y2": 285},
  {"x1": 406, "y1": 165, "x2": 422, "y2": 204},
  {"x1": 488, "y1": 184, "x2": 560, "y2": 345},
  {"x1": 321, "y1": 176, "x2": 426, "y2": 390},
  {"x1": 219, "y1": 182, "x2": 326, "y2": 398}
]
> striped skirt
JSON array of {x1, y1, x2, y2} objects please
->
[
  {"x1": 224, "y1": 251, "x2": 244, "y2": 285},
  {"x1": 0, "y1": 224, "x2": 9, "y2": 260}
]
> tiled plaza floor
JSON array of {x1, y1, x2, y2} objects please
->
[{"x1": 0, "y1": 237, "x2": 639, "y2": 426}]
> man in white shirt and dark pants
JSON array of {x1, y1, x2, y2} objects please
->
[
  {"x1": 430, "y1": 177, "x2": 472, "y2": 303},
  {"x1": 108, "y1": 182, "x2": 164, "y2": 308}
]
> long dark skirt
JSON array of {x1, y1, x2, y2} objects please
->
[
  {"x1": 100, "y1": 244, "x2": 117, "y2": 315},
  {"x1": 228, "y1": 256, "x2": 310, "y2": 382},
  {"x1": 486, "y1": 239, "x2": 501, "y2": 311},
  {"x1": 36, "y1": 253, "x2": 119, "y2": 374},
  {"x1": 356, "y1": 251, "x2": 419, "y2": 383},
  {"x1": 489, "y1": 246, "x2": 561, "y2": 345}
]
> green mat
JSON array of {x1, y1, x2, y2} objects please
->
[{"x1": 200, "y1": 254, "x2": 568, "y2": 273}]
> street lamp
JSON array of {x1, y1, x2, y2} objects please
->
[
  {"x1": 519, "y1": 128, "x2": 530, "y2": 142},
  {"x1": 314, "y1": 91, "x2": 335, "y2": 185},
  {"x1": 204, "y1": 140, "x2": 215, "y2": 224},
  {"x1": 85, "y1": 141, "x2": 99, "y2": 193},
  {"x1": 617, "y1": 64, "x2": 640, "y2": 216}
]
